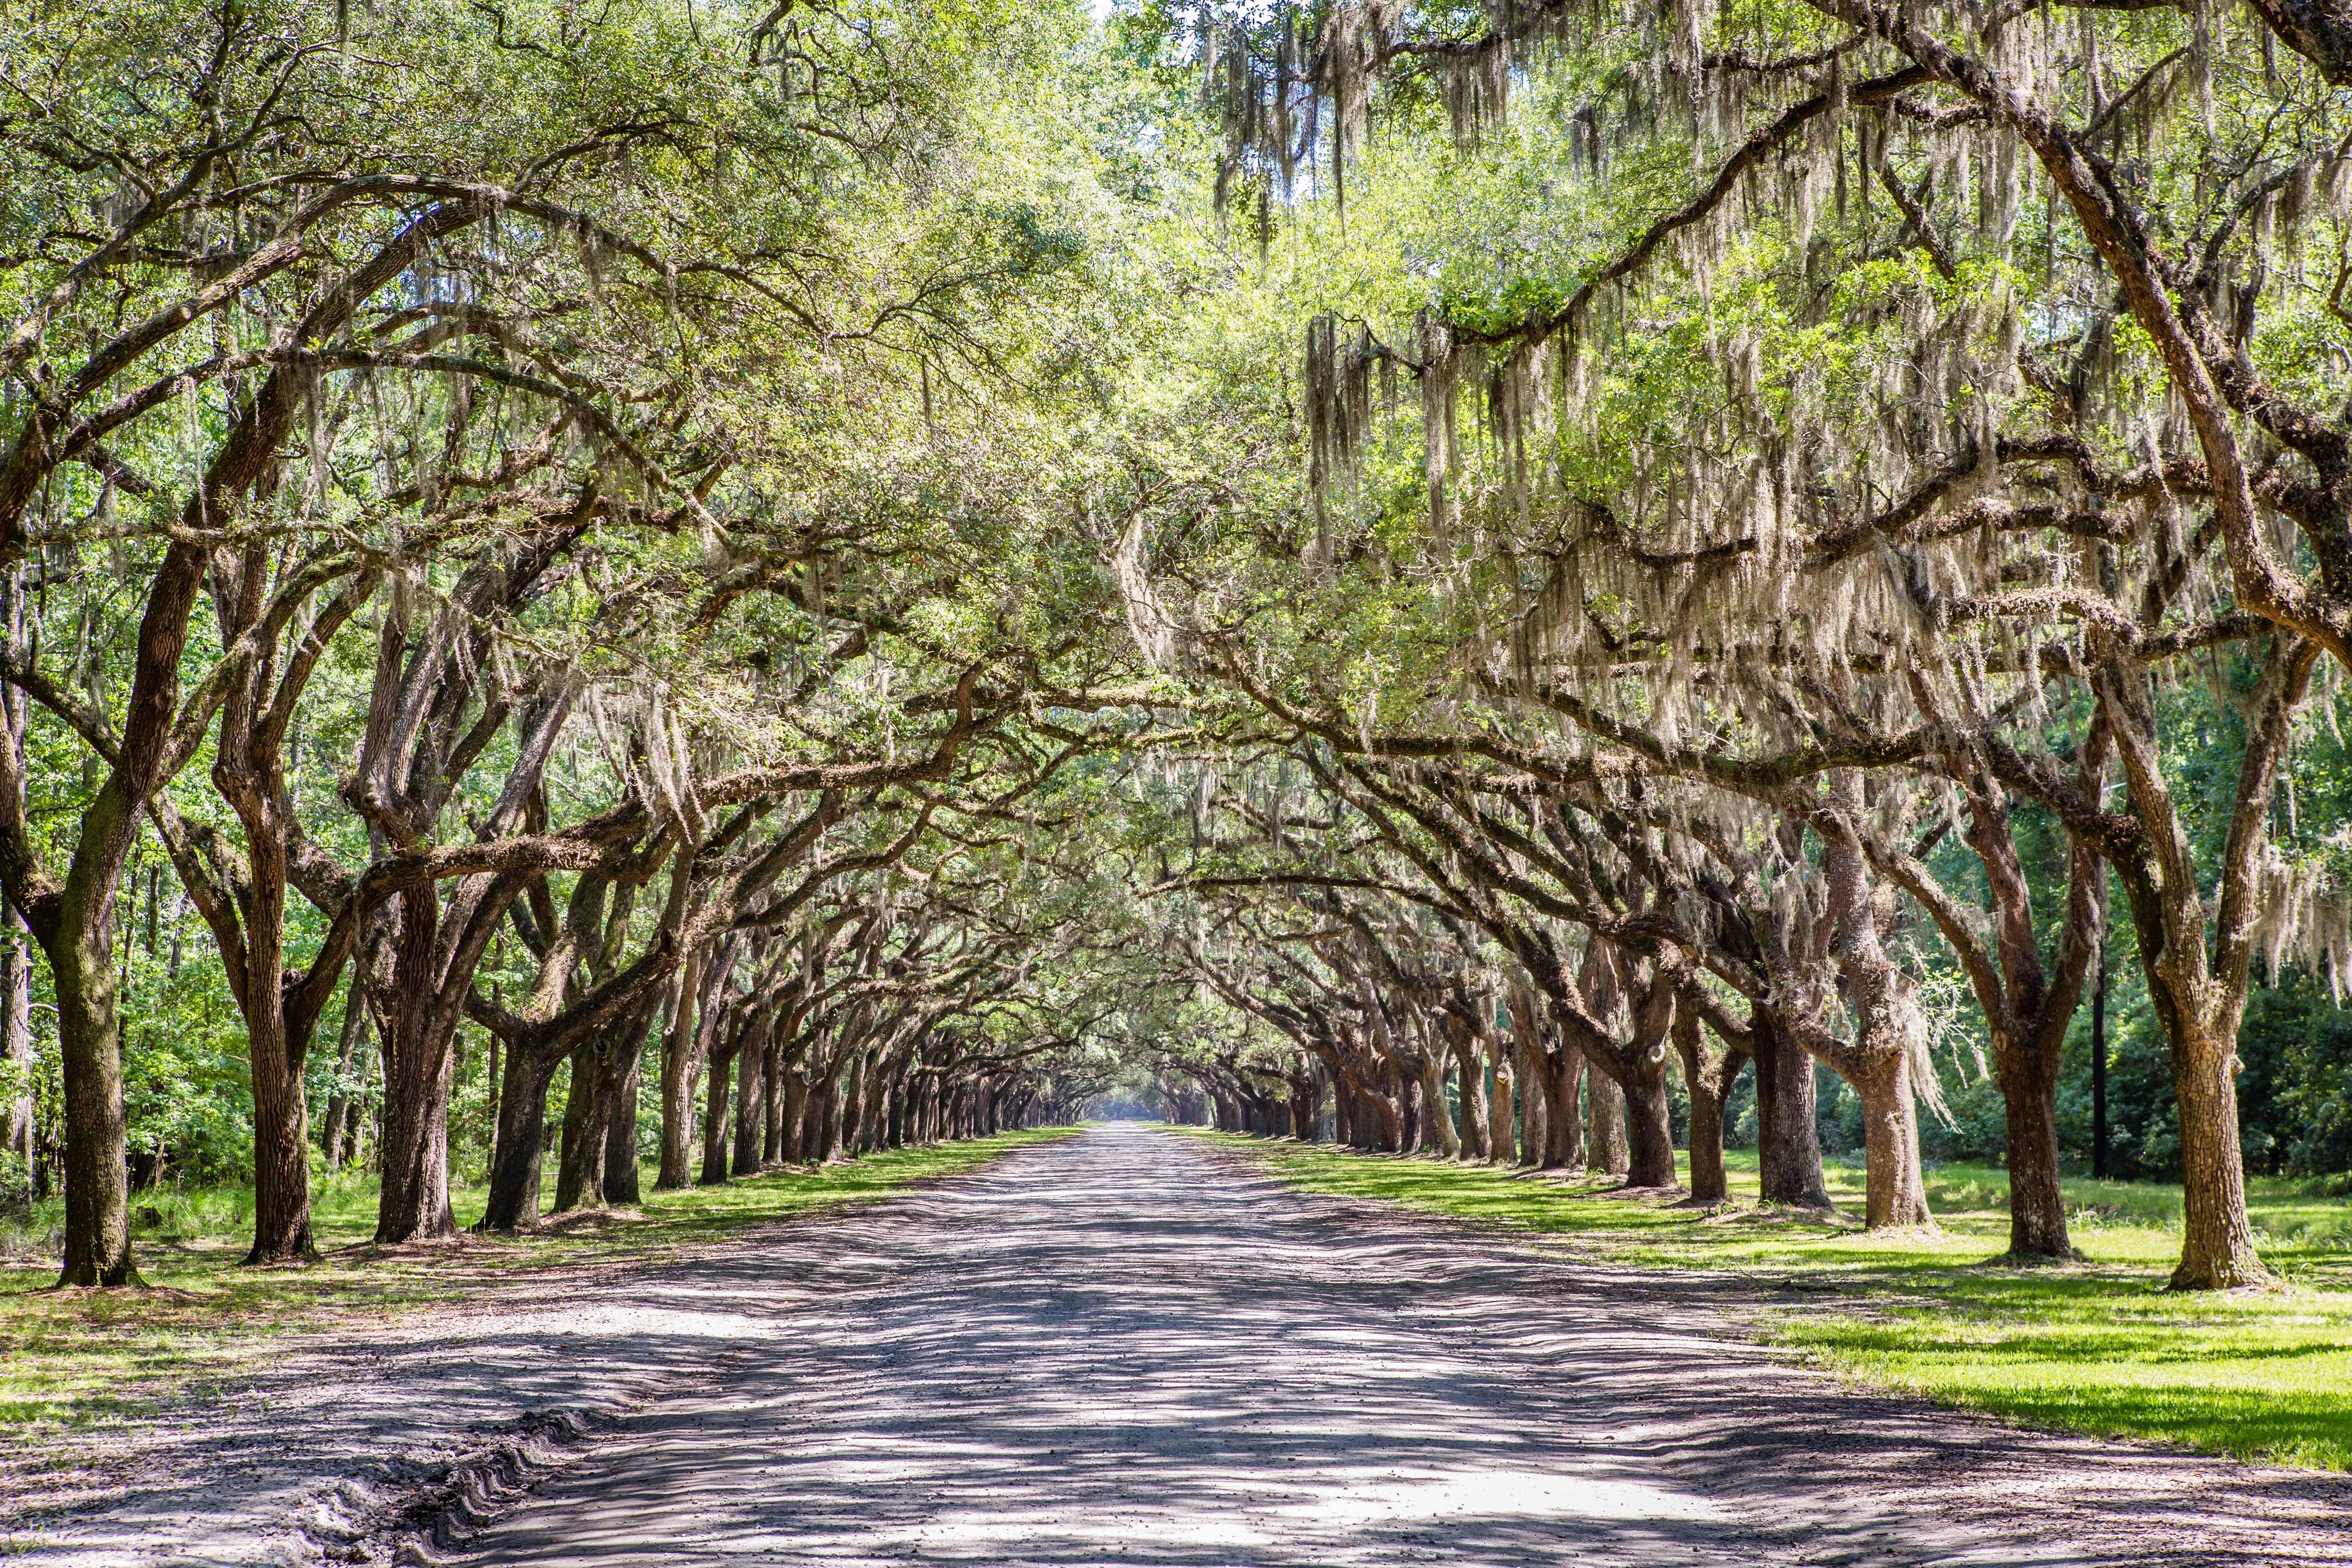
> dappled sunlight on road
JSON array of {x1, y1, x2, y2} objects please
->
[{"x1": 453, "y1": 1128, "x2": 2352, "y2": 1568}]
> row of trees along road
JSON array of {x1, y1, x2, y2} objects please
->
[
  {"x1": 0, "y1": 0, "x2": 1145, "y2": 1283},
  {"x1": 1099, "y1": 0, "x2": 2352, "y2": 1291},
  {"x1": 4, "y1": 0, "x2": 2352, "y2": 1296}
]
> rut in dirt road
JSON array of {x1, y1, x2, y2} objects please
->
[{"x1": 446, "y1": 1126, "x2": 2352, "y2": 1567}]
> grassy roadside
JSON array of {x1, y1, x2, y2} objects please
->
[
  {"x1": 1175, "y1": 1128, "x2": 2352, "y2": 1471},
  {"x1": 0, "y1": 1128, "x2": 1077, "y2": 1440}
]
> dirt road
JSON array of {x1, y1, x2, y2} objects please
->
[
  {"x1": 27, "y1": 1126, "x2": 2352, "y2": 1566},
  {"x1": 451, "y1": 1126, "x2": 2352, "y2": 1567}
]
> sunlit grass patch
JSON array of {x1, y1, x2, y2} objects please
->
[
  {"x1": 1182, "y1": 1128, "x2": 2352, "y2": 1472},
  {"x1": 0, "y1": 1129, "x2": 1076, "y2": 1440}
]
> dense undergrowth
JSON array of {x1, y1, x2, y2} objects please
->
[
  {"x1": 1185, "y1": 1129, "x2": 2352, "y2": 1472},
  {"x1": 0, "y1": 1129, "x2": 1077, "y2": 1439}
]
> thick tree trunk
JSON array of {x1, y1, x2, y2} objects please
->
[
  {"x1": 1543, "y1": 1044, "x2": 1584, "y2": 1170},
  {"x1": 839, "y1": 1052, "x2": 867, "y2": 1160},
  {"x1": 1997, "y1": 1032, "x2": 2072, "y2": 1258},
  {"x1": 51, "y1": 926, "x2": 137, "y2": 1285},
  {"x1": 1673, "y1": 1010, "x2": 1742, "y2": 1207},
  {"x1": 762, "y1": 1043, "x2": 786, "y2": 1164},
  {"x1": 1511, "y1": 1034, "x2": 1543, "y2": 1167},
  {"x1": 814, "y1": 1070, "x2": 843, "y2": 1163},
  {"x1": 655, "y1": 957, "x2": 706, "y2": 1191},
  {"x1": 699, "y1": 1044, "x2": 735, "y2": 1186},
  {"x1": 2172, "y1": 1026, "x2": 2267, "y2": 1288},
  {"x1": 245, "y1": 992, "x2": 316, "y2": 1262},
  {"x1": 552, "y1": 1045, "x2": 604, "y2": 1212},
  {"x1": 1483, "y1": 1036, "x2": 1515, "y2": 1165},
  {"x1": 375, "y1": 1033, "x2": 454, "y2": 1243},
  {"x1": 1587, "y1": 1067, "x2": 1629, "y2": 1177},
  {"x1": 372, "y1": 896, "x2": 458, "y2": 1244},
  {"x1": 1685, "y1": 1077, "x2": 1728, "y2": 1204},
  {"x1": 1451, "y1": 1033, "x2": 1488, "y2": 1160},
  {"x1": 733, "y1": 1035, "x2": 764, "y2": 1176},
  {"x1": 481, "y1": 1049, "x2": 562, "y2": 1231},
  {"x1": 1619, "y1": 1052, "x2": 1676, "y2": 1189},
  {"x1": 782, "y1": 1070, "x2": 811, "y2": 1164},
  {"x1": 1419, "y1": 1056, "x2": 1458, "y2": 1157},
  {"x1": 602, "y1": 1043, "x2": 642, "y2": 1204},
  {"x1": 1752, "y1": 1013, "x2": 1829, "y2": 1207},
  {"x1": 1854, "y1": 1050, "x2": 1934, "y2": 1229}
]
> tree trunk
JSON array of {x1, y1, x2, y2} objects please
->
[
  {"x1": 655, "y1": 956, "x2": 706, "y2": 1191},
  {"x1": 1587, "y1": 1066, "x2": 1629, "y2": 1177},
  {"x1": 1451, "y1": 1032, "x2": 1488, "y2": 1160},
  {"x1": 1752, "y1": 1011, "x2": 1829, "y2": 1207},
  {"x1": 1483, "y1": 1036, "x2": 1515, "y2": 1165},
  {"x1": 762, "y1": 1042, "x2": 786, "y2": 1165},
  {"x1": 371, "y1": 893, "x2": 459, "y2": 1245},
  {"x1": 733, "y1": 1032, "x2": 764, "y2": 1176},
  {"x1": 0, "y1": 574, "x2": 29, "y2": 1207},
  {"x1": 51, "y1": 923, "x2": 137, "y2": 1284},
  {"x1": 552, "y1": 1045, "x2": 604, "y2": 1212},
  {"x1": 1997, "y1": 1029, "x2": 2072, "y2": 1258},
  {"x1": 1542, "y1": 1043, "x2": 1585, "y2": 1170},
  {"x1": 2172, "y1": 1024, "x2": 2267, "y2": 1288},
  {"x1": 1511, "y1": 1034, "x2": 1543, "y2": 1167},
  {"x1": 839, "y1": 1052, "x2": 867, "y2": 1160},
  {"x1": 480, "y1": 1048, "x2": 562, "y2": 1231},
  {"x1": 814, "y1": 1069, "x2": 843, "y2": 1163},
  {"x1": 245, "y1": 987, "x2": 316, "y2": 1262},
  {"x1": 602, "y1": 1040, "x2": 642, "y2": 1204},
  {"x1": 1685, "y1": 1073, "x2": 1728, "y2": 1204},
  {"x1": 1, "y1": 901, "x2": 32, "y2": 1206},
  {"x1": 375, "y1": 1029, "x2": 454, "y2": 1243},
  {"x1": 1619, "y1": 1051, "x2": 1676, "y2": 1189},
  {"x1": 1419, "y1": 1056, "x2": 1457, "y2": 1156},
  {"x1": 1854, "y1": 1050, "x2": 1934, "y2": 1229},
  {"x1": 699, "y1": 1043, "x2": 735, "y2": 1186},
  {"x1": 782, "y1": 1069, "x2": 811, "y2": 1164},
  {"x1": 1673, "y1": 1008, "x2": 1742, "y2": 1206}
]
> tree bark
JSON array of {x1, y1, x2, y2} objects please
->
[
  {"x1": 1674, "y1": 1005, "x2": 1746, "y2": 1206},
  {"x1": 2173, "y1": 1022, "x2": 2267, "y2": 1288},
  {"x1": 1450, "y1": 1023, "x2": 1489, "y2": 1160},
  {"x1": 656, "y1": 953, "x2": 708, "y2": 1191},
  {"x1": 481, "y1": 1047, "x2": 562, "y2": 1231},
  {"x1": 602, "y1": 1038, "x2": 643, "y2": 1204},
  {"x1": 699, "y1": 1039, "x2": 735, "y2": 1186},
  {"x1": 1999, "y1": 1037, "x2": 2072, "y2": 1257},
  {"x1": 1751, "y1": 1011, "x2": 1829, "y2": 1207},
  {"x1": 1418, "y1": 1053, "x2": 1458, "y2": 1157},
  {"x1": 552, "y1": 1044, "x2": 604, "y2": 1213},
  {"x1": 840, "y1": 1051, "x2": 868, "y2": 1160},
  {"x1": 1854, "y1": 1048, "x2": 1934, "y2": 1228},
  {"x1": 762, "y1": 1038, "x2": 786, "y2": 1165},
  {"x1": 1483, "y1": 1031, "x2": 1515, "y2": 1164},
  {"x1": 732, "y1": 1023, "x2": 765, "y2": 1176},
  {"x1": 1587, "y1": 1067, "x2": 1629, "y2": 1177},
  {"x1": 782, "y1": 1066, "x2": 811, "y2": 1164}
]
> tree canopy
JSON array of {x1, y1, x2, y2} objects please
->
[{"x1": 2, "y1": 0, "x2": 2348, "y2": 1294}]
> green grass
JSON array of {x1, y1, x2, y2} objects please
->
[
  {"x1": 1178, "y1": 1129, "x2": 2352, "y2": 1472},
  {"x1": 0, "y1": 1129, "x2": 1077, "y2": 1440}
]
